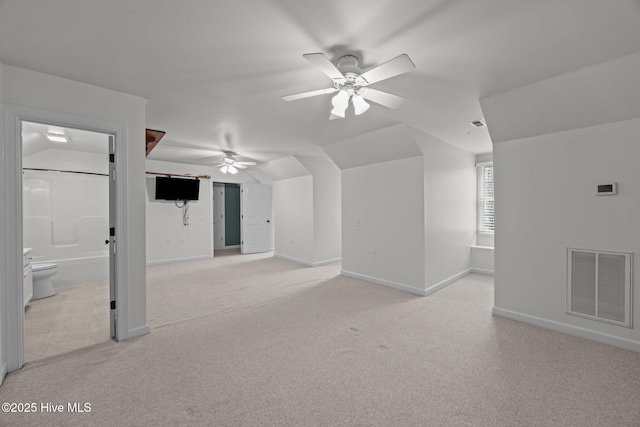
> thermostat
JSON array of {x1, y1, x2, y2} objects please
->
[{"x1": 596, "y1": 182, "x2": 617, "y2": 196}]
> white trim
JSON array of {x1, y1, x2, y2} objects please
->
[
  {"x1": 471, "y1": 268, "x2": 495, "y2": 276},
  {"x1": 275, "y1": 253, "x2": 341, "y2": 267},
  {"x1": 340, "y1": 270, "x2": 426, "y2": 296},
  {"x1": 146, "y1": 254, "x2": 212, "y2": 266},
  {"x1": 3, "y1": 104, "x2": 135, "y2": 370},
  {"x1": 475, "y1": 161, "x2": 493, "y2": 168},
  {"x1": 312, "y1": 257, "x2": 342, "y2": 267},
  {"x1": 492, "y1": 307, "x2": 640, "y2": 353},
  {"x1": 424, "y1": 269, "x2": 472, "y2": 296},
  {"x1": 127, "y1": 325, "x2": 150, "y2": 340},
  {"x1": 223, "y1": 245, "x2": 241, "y2": 249},
  {"x1": 470, "y1": 245, "x2": 494, "y2": 250},
  {"x1": 0, "y1": 362, "x2": 7, "y2": 386},
  {"x1": 3, "y1": 105, "x2": 25, "y2": 372}
]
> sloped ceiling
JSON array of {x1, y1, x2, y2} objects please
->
[
  {"x1": 324, "y1": 124, "x2": 421, "y2": 170},
  {"x1": 481, "y1": 52, "x2": 640, "y2": 144},
  {"x1": 1, "y1": 0, "x2": 639, "y2": 167}
]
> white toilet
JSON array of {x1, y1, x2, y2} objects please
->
[{"x1": 32, "y1": 263, "x2": 58, "y2": 299}]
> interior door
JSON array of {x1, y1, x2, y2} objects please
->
[
  {"x1": 240, "y1": 183, "x2": 272, "y2": 254},
  {"x1": 108, "y1": 135, "x2": 116, "y2": 338},
  {"x1": 212, "y1": 183, "x2": 225, "y2": 250}
]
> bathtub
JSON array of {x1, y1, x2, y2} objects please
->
[{"x1": 36, "y1": 253, "x2": 109, "y2": 288}]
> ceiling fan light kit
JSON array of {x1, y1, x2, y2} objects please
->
[
  {"x1": 283, "y1": 52, "x2": 415, "y2": 120},
  {"x1": 215, "y1": 151, "x2": 256, "y2": 174}
]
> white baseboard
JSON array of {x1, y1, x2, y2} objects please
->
[
  {"x1": 125, "y1": 325, "x2": 150, "y2": 341},
  {"x1": 341, "y1": 270, "x2": 426, "y2": 296},
  {"x1": 471, "y1": 268, "x2": 494, "y2": 276},
  {"x1": 313, "y1": 257, "x2": 342, "y2": 267},
  {"x1": 492, "y1": 307, "x2": 640, "y2": 353},
  {"x1": 424, "y1": 269, "x2": 472, "y2": 296},
  {"x1": 275, "y1": 253, "x2": 341, "y2": 267},
  {"x1": 0, "y1": 362, "x2": 7, "y2": 386},
  {"x1": 146, "y1": 254, "x2": 212, "y2": 266}
]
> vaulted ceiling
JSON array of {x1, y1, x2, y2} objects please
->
[{"x1": 1, "y1": 0, "x2": 639, "y2": 167}]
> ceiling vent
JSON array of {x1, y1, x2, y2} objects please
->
[{"x1": 469, "y1": 119, "x2": 486, "y2": 128}]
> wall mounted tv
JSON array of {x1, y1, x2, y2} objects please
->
[{"x1": 155, "y1": 176, "x2": 200, "y2": 201}]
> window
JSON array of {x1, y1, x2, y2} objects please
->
[{"x1": 477, "y1": 163, "x2": 494, "y2": 233}]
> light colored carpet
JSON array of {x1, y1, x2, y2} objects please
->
[{"x1": 1, "y1": 250, "x2": 639, "y2": 426}]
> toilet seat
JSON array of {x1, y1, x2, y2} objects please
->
[{"x1": 33, "y1": 262, "x2": 57, "y2": 272}]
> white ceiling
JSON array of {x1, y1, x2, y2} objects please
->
[
  {"x1": 2, "y1": 0, "x2": 640, "y2": 166},
  {"x1": 22, "y1": 121, "x2": 109, "y2": 157}
]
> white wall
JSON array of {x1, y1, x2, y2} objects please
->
[
  {"x1": 482, "y1": 53, "x2": 640, "y2": 350},
  {"x1": 273, "y1": 175, "x2": 314, "y2": 263},
  {"x1": 0, "y1": 61, "x2": 5, "y2": 379},
  {"x1": 493, "y1": 118, "x2": 640, "y2": 345},
  {"x1": 342, "y1": 156, "x2": 426, "y2": 293},
  {"x1": 2, "y1": 65, "x2": 147, "y2": 342},
  {"x1": 297, "y1": 156, "x2": 342, "y2": 264},
  {"x1": 145, "y1": 159, "x2": 216, "y2": 264},
  {"x1": 416, "y1": 132, "x2": 476, "y2": 288},
  {"x1": 266, "y1": 154, "x2": 341, "y2": 266}
]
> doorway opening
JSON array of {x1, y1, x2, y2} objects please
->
[
  {"x1": 22, "y1": 122, "x2": 113, "y2": 361},
  {"x1": 213, "y1": 182, "x2": 272, "y2": 255},
  {"x1": 3, "y1": 104, "x2": 132, "y2": 374},
  {"x1": 213, "y1": 183, "x2": 240, "y2": 250}
]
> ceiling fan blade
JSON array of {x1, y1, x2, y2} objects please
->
[
  {"x1": 358, "y1": 54, "x2": 415, "y2": 85},
  {"x1": 237, "y1": 161, "x2": 256, "y2": 166},
  {"x1": 303, "y1": 53, "x2": 345, "y2": 81},
  {"x1": 282, "y1": 87, "x2": 338, "y2": 101},
  {"x1": 329, "y1": 113, "x2": 343, "y2": 120},
  {"x1": 360, "y1": 88, "x2": 406, "y2": 109},
  {"x1": 234, "y1": 163, "x2": 248, "y2": 169}
]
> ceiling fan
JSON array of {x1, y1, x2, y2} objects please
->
[
  {"x1": 214, "y1": 151, "x2": 256, "y2": 174},
  {"x1": 283, "y1": 52, "x2": 416, "y2": 120}
]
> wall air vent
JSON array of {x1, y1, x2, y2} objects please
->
[
  {"x1": 469, "y1": 119, "x2": 486, "y2": 127},
  {"x1": 567, "y1": 248, "x2": 632, "y2": 328}
]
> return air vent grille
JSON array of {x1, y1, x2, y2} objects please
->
[{"x1": 567, "y1": 248, "x2": 632, "y2": 328}]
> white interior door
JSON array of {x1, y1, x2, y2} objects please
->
[
  {"x1": 212, "y1": 183, "x2": 225, "y2": 250},
  {"x1": 240, "y1": 183, "x2": 272, "y2": 254}
]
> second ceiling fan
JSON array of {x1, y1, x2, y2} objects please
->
[
  {"x1": 214, "y1": 151, "x2": 256, "y2": 174},
  {"x1": 283, "y1": 52, "x2": 415, "y2": 120}
]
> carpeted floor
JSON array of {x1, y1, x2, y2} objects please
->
[{"x1": 1, "y1": 250, "x2": 639, "y2": 426}]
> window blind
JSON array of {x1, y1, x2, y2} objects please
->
[{"x1": 477, "y1": 164, "x2": 494, "y2": 233}]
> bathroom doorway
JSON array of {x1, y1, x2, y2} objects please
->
[{"x1": 22, "y1": 121, "x2": 113, "y2": 362}]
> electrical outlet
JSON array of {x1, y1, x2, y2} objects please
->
[
  {"x1": 290, "y1": 238, "x2": 295, "y2": 244},
  {"x1": 354, "y1": 218, "x2": 361, "y2": 226},
  {"x1": 166, "y1": 239, "x2": 171, "y2": 245},
  {"x1": 370, "y1": 249, "x2": 376, "y2": 257},
  {"x1": 180, "y1": 237, "x2": 187, "y2": 244}
]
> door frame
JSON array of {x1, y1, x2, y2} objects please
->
[
  {"x1": 212, "y1": 182, "x2": 226, "y2": 250},
  {"x1": 3, "y1": 104, "x2": 131, "y2": 372}
]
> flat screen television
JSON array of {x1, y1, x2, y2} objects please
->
[{"x1": 155, "y1": 176, "x2": 200, "y2": 201}]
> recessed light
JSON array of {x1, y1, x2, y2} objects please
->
[{"x1": 45, "y1": 132, "x2": 69, "y2": 143}]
